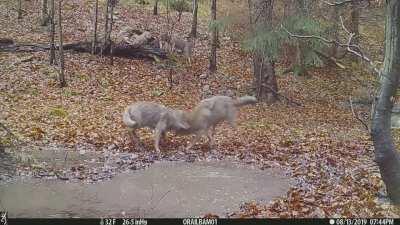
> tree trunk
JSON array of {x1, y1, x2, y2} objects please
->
[
  {"x1": 18, "y1": 0, "x2": 22, "y2": 19},
  {"x1": 92, "y1": 0, "x2": 99, "y2": 54},
  {"x1": 283, "y1": 0, "x2": 295, "y2": 18},
  {"x1": 190, "y1": 0, "x2": 198, "y2": 37},
  {"x1": 153, "y1": 0, "x2": 158, "y2": 15},
  {"x1": 178, "y1": 10, "x2": 183, "y2": 22},
  {"x1": 248, "y1": 0, "x2": 278, "y2": 102},
  {"x1": 330, "y1": 4, "x2": 340, "y2": 57},
  {"x1": 209, "y1": 0, "x2": 217, "y2": 73},
  {"x1": 58, "y1": 0, "x2": 66, "y2": 87},
  {"x1": 101, "y1": 0, "x2": 110, "y2": 57},
  {"x1": 109, "y1": 2, "x2": 115, "y2": 65},
  {"x1": 253, "y1": 54, "x2": 278, "y2": 102},
  {"x1": 371, "y1": 0, "x2": 400, "y2": 205},
  {"x1": 350, "y1": 0, "x2": 360, "y2": 46},
  {"x1": 49, "y1": 0, "x2": 56, "y2": 65},
  {"x1": 41, "y1": 0, "x2": 49, "y2": 26}
]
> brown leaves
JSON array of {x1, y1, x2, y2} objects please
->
[{"x1": 0, "y1": 0, "x2": 399, "y2": 218}]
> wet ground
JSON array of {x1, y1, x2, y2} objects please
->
[{"x1": 0, "y1": 145, "x2": 291, "y2": 218}]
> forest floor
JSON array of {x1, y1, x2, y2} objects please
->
[{"x1": 0, "y1": 0, "x2": 399, "y2": 218}]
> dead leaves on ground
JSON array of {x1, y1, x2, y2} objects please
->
[{"x1": 0, "y1": 0, "x2": 399, "y2": 218}]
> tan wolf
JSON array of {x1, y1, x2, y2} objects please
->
[
  {"x1": 159, "y1": 33, "x2": 194, "y2": 65},
  {"x1": 122, "y1": 96, "x2": 257, "y2": 152},
  {"x1": 182, "y1": 95, "x2": 257, "y2": 150},
  {"x1": 122, "y1": 102, "x2": 189, "y2": 153}
]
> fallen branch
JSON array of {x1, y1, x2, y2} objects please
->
[{"x1": 0, "y1": 39, "x2": 167, "y2": 60}]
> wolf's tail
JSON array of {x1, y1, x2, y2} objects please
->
[
  {"x1": 234, "y1": 96, "x2": 257, "y2": 107},
  {"x1": 122, "y1": 109, "x2": 137, "y2": 128}
]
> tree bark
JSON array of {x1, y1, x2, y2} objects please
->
[
  {"x1": 253, "y1": 54, "x2": 278, "y2": 102},
  {"x1": 18, "y1": 0, "x2": 22, "y2": 19},
  {"x1": 209, "y1": 0, "x2": 217, "y2": 73},
  {"x1": 371, "y1": 0, "x2": 400, "y2": 205},
  {"x1": 101, "y1": 0, "x2": 110, "y2": 57},
  {"x1": 283, "y1": 0, "x2": 295, "y2": 18},
  {"x1": 248, "y1": 0, "x2": 278, "y2": 102},
  {"x1": 153, "y1": 0, "x2": 158, "y2": 15},
  {"x1": 330, "y1": 4, "x2": 340, "y2": 57},
  {"x1": 350, "y1": 0, "x2": 360, "y2": 46},
  {"x1": 58, "y1": 0, "x2": 66, "y2": 87},
  {"x1": 49, "y1": 0, "x2": 56, "y2": 65},
  {"x1": 190, "y1": 0, "x2": 198, "y2": 37},
  {"x1": 41, "y1": 0, "x2": 49, "y2": 26},
  {"x1": 109, "y1": 1, "x2": 115, "y2": 65},
  {"x1": 92, "y1": 0, "x2": 99, "y2": 54}
]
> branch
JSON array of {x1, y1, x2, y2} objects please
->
[
  {"x1": 321, "y1": 0, "x2": 354, "y2": 6},
  {"x1": 338, "y1": 16, "x2": 381, "y2": 75},
  {"x1": 281, "y1": 24, "x2": 334, "y2": 44},
  {"x1": 281, "y1": 24, "x2": 381, "y2": 75},
  {"x1": 349, "y1": 96, "x2": 370, "y2": 132}
]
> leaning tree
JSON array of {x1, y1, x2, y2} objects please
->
[{"x1": 371, "y1": 0, "x2": 400, "y2": 204}]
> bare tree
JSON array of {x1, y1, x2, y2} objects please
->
[
  {"x1": 190, "y1": 0, "x2": 198, "y2": 37},
  {"x1": 100, "y1": 0, "x2": 117, "y2": 60},
  {"x1": 101, "y1": 0, "x2": 110, "y2": 57},
  {"x1": 153, "y1": 0, "x2": 159, "y2": 15},
  {"x1": 248, "y1": 0, "x2": 278, "y2": 102},
  {"x1": 209, "y1": 0, "x2": 217, "y2": 73},
  {"x1": 49, "y1": 0, "x2": 56, "y2": 65},
  {"x1": 58, "y1": 0, "x2": 66, "y2": 87},
  {"x1": 109, "y1": 0, "x2": 115, "y2": 65},
  {"x1": 330, "y1": 4, "x2": 340, "y2": 57},
  {"x1": 41, "y1": 0, "x2": 49, "y2": 26},
  {"x1": 283, "y1": 0, "x2": 400, "y2": 204},
  {"x1": 371, "y1": 0, "x2": 400, "y2": 204},
  {"x1": 92, "y1": 0, "x2": 99, "y2": 54},
  {"x1": 350, "y1": 0, "x2": 360, "y2": 45},
  {"x1": 18, "y1": 0, "x2": 22, "y2": 19}
]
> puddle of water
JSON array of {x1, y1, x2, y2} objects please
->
[{"x1": 0, "y1": 160, "x2": 290, "y2": 218}]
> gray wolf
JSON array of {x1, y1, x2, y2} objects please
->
[
  {"x1": 159, "y1": 33, "x2": 194, "y2": 65},
  {"x1": 182, "y1": 95, "x2": 257, "y2": 150},
  {"x1": 122, "y1": 102, "x2": 189, "y2": 153},
  {"x1": 123, "y1": 96, "x2": 257, "y2": 152}
]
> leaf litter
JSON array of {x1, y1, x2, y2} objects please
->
[{"x1": 0, "y1": 0, "x2": 399, "y2": 218}]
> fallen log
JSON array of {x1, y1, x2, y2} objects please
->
[{"x1": 0, "y1": 38, "x2": 166, "y2": 60}]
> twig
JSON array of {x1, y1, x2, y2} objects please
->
[
  {"x1": 349, "y1": 96, "x2": 370, "y2": 132},
  {"x1": 321, "y1": 0, "x2": 354, "y2": 6}
]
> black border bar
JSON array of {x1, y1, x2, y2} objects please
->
[{"x1": 3, "y1": 218, "x2": 398, "y2": 225}]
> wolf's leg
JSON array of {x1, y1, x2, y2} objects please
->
[
  {"x1": 170, "y1": 42, "x2": 175, "y2": 53},
  {"x1": 154, "y1": 121, "x2": 167, "y2": 153},
  {"x1": 186, "y1": 132, "x2": 203, "y2": 150},
  {"x1": 207, "y1": 126, "x2": 216, "y2": 148},
  {"x1": 227, "y1": 108, "x2": 237, "y2": 128},
  {"x1": 130, "y1": 130, "x2": 144, "y2": 151},
  {"x1": 161, "y1": 131, "x2": 167, "y2": 143}
]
